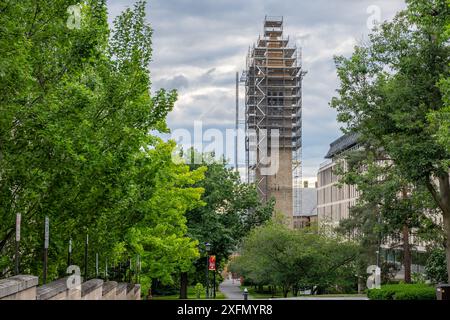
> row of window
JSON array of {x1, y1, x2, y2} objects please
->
[
  {"x1": 317, "y1": 184, "x2": 358, "y2": 205},
  {"x1": 317, "y1": 200, "x2": 356, "y2": 222}
]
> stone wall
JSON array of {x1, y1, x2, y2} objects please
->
[
  {"x1": 0, "y1": 275, "x2": 38, "y2": 300},
  {"x1": 81, "y1": 279, "x2": 103, "y2": 300},
  {"x1": 0, "y1": 275, "x2": 140, "y2": 300},
  {"x1": 102, "y1": 281, "x2": 117, "y2": 300},
  {"x1": 116, "y1": 283, "x2": 127, "y2": 300},
  {"x1": 36, "y1": 277, "x2": 81, "y2": 300}
]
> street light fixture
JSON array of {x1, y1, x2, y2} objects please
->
[{"x1": 205, "y1": 242, "x2": 211, "y2": 299}]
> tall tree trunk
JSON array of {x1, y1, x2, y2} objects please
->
[
  {"x1": 179, "y1": 272, "x2": 188, "y2": 299},
  {"x1": 401, "y1": 188, "x2": 412, "y2": 284},
  {"x1": 402, "y1": 224, "x2": 411, "y2": 283},
  {"x1": 282, "y1": 285, "x2": 289, "y2": 298},
  {"x1": 443, "y1": 212, "x2": 450, "y2": 284},
  {"x1": 438, "y1": 174, "x2": 450, "y2": 284},
  {"x1": 292, "y1": 284, "x2": 298, "y2": 297}
]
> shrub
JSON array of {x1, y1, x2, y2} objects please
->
[
  {"x1": 367, "y1": 286, "x2": 396, "y2": 300},
  {"x1": 381, "y1": 261, "x2": 400, "y2": 284},
  {"x1": 194, "y1": 283, "x2": 204, "y2": 299},
  {"x1": 412, "y1": 272, "x2": 426, "y2": 284},
  {"x1": 368, "y1": 284, "x2": 436, "y2": 300},
  {"x1": 425, "y1": 248, "x2": 448, "y2": 284}
]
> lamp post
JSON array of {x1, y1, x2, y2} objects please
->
[
  {"x1": 68, "y1": 238, "x2": 72, "y2": 268},
  {"x1": 84, "y1": 232, "x2": 88, "y2": 280},
  {"x1": 376, "y1": 212, "x2": 382, "y2": 269},
  {"x1": 243, "y1": 288, "x2": 248, "y2": 300},
  {"x1": 15, "y1": 213, "x2": 21, "y2": 275},
  {"x1": 105, "y1": 258, "x2": 108, "y2": 281},
  {"x1": 43, "y1": 216, "x2": 49, "y2": 284},
  {"x1": 205, "y1": 242, "x2": 211, "y2": 299},
  {"x1": 96, "y1": 253, "x2": 99, "y2": 278}
]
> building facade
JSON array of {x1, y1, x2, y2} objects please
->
[
  {"x1": 317, "y1": 132, "x2": 430, "y2": 259},
  {"x1": 317, "y1": 133, "x2": 359, "y2": 227}
]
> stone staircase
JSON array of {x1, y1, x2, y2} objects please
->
[{"x1": 0, "y1": 275, "x2": 141, "y2": 300}]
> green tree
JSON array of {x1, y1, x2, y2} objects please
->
[
  {"x1": 178, "y1": 151, "x2": 273, "y2": 298},
  {"x1": 335, "y1": 148, "x2": 441, "y2": 283},
  {"x1": 429, "y1": 3, "x2": 450, "y2": 154},
  {"x1": 230, "y1": 219, "x2": 358, "y2": 297},
  {"x1": 425, "y1": 247, "x2": 448, "y2": 283},
  {"x1": 330, "y1": 0, "x2": 450, "y2": 282},
  {"x1": 0, "y1": 0, "x2": 204, "y2": 294}
]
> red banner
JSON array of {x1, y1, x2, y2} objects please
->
[{"x1": 208, "y1": 255, "x2": 216, "y2": 271}]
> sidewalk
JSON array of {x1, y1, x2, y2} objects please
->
[
  {"x1": 219, "y1": 278, "x2": 247, "y2": 300},
  {"x1": 219, "y1": 278, "x2": 368, "y2": 300}
]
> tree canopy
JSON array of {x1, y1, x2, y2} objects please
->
[
  {"x1": 229, "y1": 219, "x2": 359, "y2": 297},
  {"x1": 330, "y1": 0, "x2": 450, "y2": 282},
  {"x1": 167, "y1": 151, "x2": 274, "y2": 296},
  {"x1": 0, "y1": 0, "x2": 205, "y2": 290}
]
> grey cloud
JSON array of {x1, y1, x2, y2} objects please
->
[
  {"x1": 154, "y1": 74, "x2": 189, "y2": 90},
  {"x1": 108, "y1": 0, "x2": 407, "y2": 179}
]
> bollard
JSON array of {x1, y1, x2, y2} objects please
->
[
  {"x1": 436, "y1": 284, "x2": 450, "y2": 300},
  {"x1": 243, "y1": 288, "x2": 248, "y2": 300}
]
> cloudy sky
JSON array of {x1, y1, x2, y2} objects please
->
[{"x1": 107, "y1": 0, "x2": 406, "y2": 182}]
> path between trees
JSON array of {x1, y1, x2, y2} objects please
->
[
  {"x1": 219, "y1": 278, "x2": 247, "y2": 300},
  {"x1": 219, "y1": 278, "x2": 368, "y2": 300}
]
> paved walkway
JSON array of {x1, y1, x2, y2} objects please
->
[
  {"x1": 273, "y1": 296, "x2": 368, "y2": 300},
  {"x1": 219, "y1": 278, "x2": 247, "y2": 300},
  {"x1": 219, "y1": 278, "x2": 368, "y2": 300}
]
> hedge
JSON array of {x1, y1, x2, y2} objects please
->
[{"x1": 367, "y1": 284, "x2": 436, "y2": 300}]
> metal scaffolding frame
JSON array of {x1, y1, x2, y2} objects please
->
[{"x1": 244, "y1": 16, "x2": 306, "y2": 215}]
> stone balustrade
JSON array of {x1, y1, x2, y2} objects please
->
[
  {"x1": 36, "y1": 277, "x2": 80, "y2": 300},
  {"x1": 0, "y1": 275, "x2": 140, "y2": 300},
  {"x1": 81, "y1": 279, "x2": 104, "y2": 300},
  {"x1": 102, "y1": 281, "x2": 118, "y2": 300},
  {"x1": 0, "y1": 275, "x2": 39, "y2": 300},
  {"x1": 116, "y1": 282, "x2": 128, "y2": 300}
]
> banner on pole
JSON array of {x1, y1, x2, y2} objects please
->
[{"x1": 208, "y1": 255, "x2": 216, "y2": 271}]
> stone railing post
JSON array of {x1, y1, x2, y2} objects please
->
[
  {"x1": 36, "y1": 277, "x2": 81, "y2": 300},
  {"x1": 0, "y1": 275, "x2": 39, "y2": 300},
  {"x1": 102, "y1": 281, "x2": 118, "y2": 300},
  {"x1": 81, "y1": 279, "x2": 103, "y2": 300},
  {"x1": 116, "y1": 283, "x2": 127, "y2": 300}
]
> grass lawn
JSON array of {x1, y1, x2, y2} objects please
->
[{"x1": 152, "y1": 286, "x2": 226, "y2": 300}]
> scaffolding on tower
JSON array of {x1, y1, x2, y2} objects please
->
[{"x1": 244, "y1": 16, "x2": 306, "y2": 220}]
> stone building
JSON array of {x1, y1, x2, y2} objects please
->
[
  {"x1": 316, "y1": 132, "x2": 430, "y2": 273},
  {"x1": 317, "y1": 132, "x2": 360, "y2": 227}
]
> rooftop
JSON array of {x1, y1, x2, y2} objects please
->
[
  {"x1": 294, "y1": 187, "x2": 317, "y2": 217},
  {"x1": 324, "y1": 132, "x2": 360, "y2": 159}
]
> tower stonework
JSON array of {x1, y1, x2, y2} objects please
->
[{"x1": 245, "y1": 16, "x2": 305, "y2": 226}]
